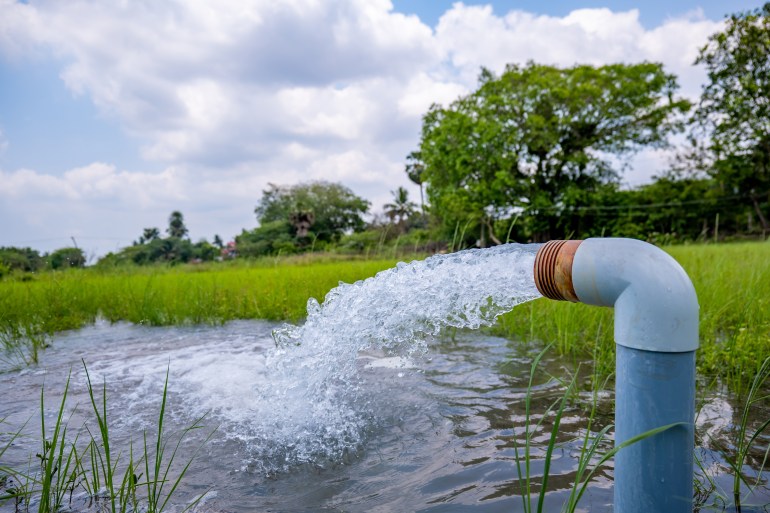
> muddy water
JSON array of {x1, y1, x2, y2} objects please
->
[{"x1": 0, "y1": 321, "x2": 767, "y2": 512}]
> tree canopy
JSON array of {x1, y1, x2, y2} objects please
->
[
  {"x1": 48, "y1": 247, "x2": 86, "y2": 270},
  {"x1": 254, "y1": 181, "x2": 370, "y2": 243},
  {"x1": 414, "y1": 61, "x2": 690, "y2": 242},
  {"x1": 694, "y1": 3, "x2": 770, "y2": 231},
  {"x1": 167, "y1": 211, "x2": 189, "y2": 239}
]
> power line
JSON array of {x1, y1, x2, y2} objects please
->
[{"x1": 526, "y1": 189, "x2": 768, "y2": 214}]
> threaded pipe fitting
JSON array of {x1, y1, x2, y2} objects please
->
[{"x1": 534, "y1": 240, "x2": 582, "y2": 302}]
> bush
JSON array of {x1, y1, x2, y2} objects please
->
[
  {"x1": 47, "y1": 247, "x2": 86, "y2": 270},
  {"x1": 236, "y1": 220, "x2": 298, "y2": 257}
]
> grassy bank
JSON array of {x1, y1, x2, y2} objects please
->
[
  {"x1": 1, "y1": 242, "x2": 768, "y2": 386},
  {"x1": 0, "y1": 255, "x2": 401, "y2": 364},
  {"x1": 494, "y1": 241, "x2": 770, "y2": 390}
]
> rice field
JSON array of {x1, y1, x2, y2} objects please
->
[{"x1": 1, "y1": 241, "x2": 769, "y2": 386}]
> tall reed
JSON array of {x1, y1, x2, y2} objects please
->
[
  {"x1": 511, "y1": 346, "x2": 686, "y2": 513},
  {"x1": 0, "y1": 363, "x2": 212, "y2": 513}
]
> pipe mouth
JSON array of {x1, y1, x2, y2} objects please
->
[{"x1": 534, "y1": 240, "x2": 582, "y2": 302}]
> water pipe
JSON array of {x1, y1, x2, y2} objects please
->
[{"x1": 533, "y1": 238, "x2": 698, "y2": 513}]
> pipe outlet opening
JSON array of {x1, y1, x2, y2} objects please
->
[{"x1": 533, "y1": 240, "x2": 582, "y2": 302}]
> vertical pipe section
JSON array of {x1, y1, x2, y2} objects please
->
[
  {"x1": 534, "y1": 238, "x2": 699, "y2": 513},
  {"x1": 614, "y1": 347, "x2": 695, "y2": 513}
]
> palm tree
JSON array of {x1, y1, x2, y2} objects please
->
[
  {"x1": 384, "y1": 187, "x2": 417, "y2": 232},
  {"x1": 405, "y1": 151, "x2": 426, "y2": 215},
  {"x1": 167, "y1": 211, "x2": 188, "y2": 239},
  {"x1": 143, "y1": 227, "x2": 160, "y2": 242}
]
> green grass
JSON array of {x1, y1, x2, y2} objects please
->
[
  {"x1": 493, "y1": 241, "x2": 770, "y2": 388},
  {"x1": 1, "y1": 362, "x2": 211, "y2": 513},
  {"x1": 1, "y1": 242, "x2": 769, "y2": 386},
  {"x1": 509, "y1": 345, "x2": 687, "y2": 513},
  {"x1": 0, "y1": 255, "x2": 403, "y2": 365}
]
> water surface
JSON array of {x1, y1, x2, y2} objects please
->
[{"x1": 2, "y1": 321, "x2": 766, "y2": 512}]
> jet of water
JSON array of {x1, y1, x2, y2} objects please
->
[{"x1": 248, "y1": 243, "x2": 542, "y2": 474}]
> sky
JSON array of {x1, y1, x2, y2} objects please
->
[{"x1": 0, "y1": 0, "x2": 763, "y2": 259}]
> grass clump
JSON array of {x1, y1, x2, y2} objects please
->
[
  {"x1": 0, "y1": 362, "x2": 211, "y2": 513},
  {"x1": 509, "y1": 345, "x2": 686, "y2": 513}
]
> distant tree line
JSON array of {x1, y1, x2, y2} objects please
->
[
  {"x1": 0, "y1": 246, "x2": 86, "y2": 277},
  {"x1": 97, "y1": 211, "x2": 221, "y2": 266}
]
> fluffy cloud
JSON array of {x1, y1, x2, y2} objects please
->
[
  {"x1": 0, "y1": 0, "x2": 726, "y2": 255},
  {"x1": 435, "y1": 5, "x2": 721, "y2": 98}
]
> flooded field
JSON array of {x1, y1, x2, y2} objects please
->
[{"x1": 1, "y1": 321, "x2": 767, "y2": 512}]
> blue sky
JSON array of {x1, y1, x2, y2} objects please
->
[
  {"x1": 0, "y1": 0, "x2": 763, "y2": 257},
  {"x1": 393, "y1": 0, "x2": 756, "y2": 28}
]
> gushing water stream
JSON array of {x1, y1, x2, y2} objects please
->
[{"x1": 247, "y1": 243, "x2": 541, "y2": 473}]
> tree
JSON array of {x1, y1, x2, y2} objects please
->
[
  {"x1": 0, "y1": 246, "x2": 44, "y2": 272},
  {"x1": 138, "y1": 227, "x2": 161, "y2": 244},
  {"x1": 255, "y1": 181, "x2": 370, "y2": 243},
  {"x1": 413, "y1": 62, "x2": 690, "y2": 243},
  {"x1": 48, "y1": 247, "x2": 86, "y2": 270},
  {"x1": 694, "y1": 3, "x2": 770, "y2": 232},
  {"x1": 167, "y1": 211, "x2": 188, "y2": 239},
  {"x1": 405, "y1": 151, "x2": 427, "y2": 215},
  {"x1": 236, "y1": 220, "x2": 296, "y2": 257},
  {"x1": 384, "y1": 186, "x2": 417, "y2": 232}
]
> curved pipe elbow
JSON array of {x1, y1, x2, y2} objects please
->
[{"x1": 534, "y1": 238, "x2": 699, "y2": 353}]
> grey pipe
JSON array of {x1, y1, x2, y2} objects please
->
[{"x1": 534, "y1": 238, "x2": 699, "y2": 513}]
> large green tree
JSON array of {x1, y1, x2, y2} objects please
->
[
  {"x1": 414, "y1": 62, "x2": 690, "y2": 243},
  {"x1": 694, "y1": 3, "x2": 770, "y2": 232},
  {"x1": 254, "y1": 181, "x2": 370, "y2": 243}
]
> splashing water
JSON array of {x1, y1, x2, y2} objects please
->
[{"x1": 247, "y1": 243, "x2": 542, "y2": 473}]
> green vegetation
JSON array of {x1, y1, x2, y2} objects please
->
[
  {"x1": 98, "y1": 211, "x2": 219, "y2": 267},
  {"x1": 691, "y1": 4, "x2": 770, "y2": 234},
  {"x1": 0, "y1": 241, "x2": 768, "y2": 389},
  {"x1": 0, "y1": 255, "x2": 401, "y2": 366},
  {"x1": 414, "y1": 61, "x2": 690, "y2": 244},
  {"x1": 727, "y1": 355, "x2": 770, "y2": 510},
  {"x1": 510, "y1": 346, "x2": 684, "y2": 513},
  {"x1": 235, "y1": 181, "x2": 371, "y2": 257},
  {"x1": 0, "y1": 246, "x2": 85, "y2": 277},
  {"x1": 1, "y1": 363, "x2": 210, "y2": 512}
]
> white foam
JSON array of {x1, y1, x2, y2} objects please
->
[
  {"x1": 251, "y1": 243, "x2": 541, "y2": 472},
  {"x1": 76, "y1": 244, "x2": 542, "y2": 475}
]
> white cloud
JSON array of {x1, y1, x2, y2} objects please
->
[
  {"x1": 435, "y1": 5, "x2": 721, "y2": 98},
  {"x1": 0, "y1": 163, "x2": 186, "y2": 205},
  {"x1": 0, "y1": 0, "x2": 728, "y2": 255},
  {"x1": 0, "y1": 0, "x2": 43, "y2": 58}
]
